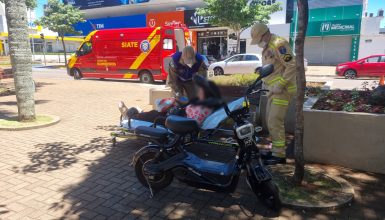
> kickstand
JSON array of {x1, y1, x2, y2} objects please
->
[{"x1": 145, "y1": 176, "x2": 154, "y2": 198}]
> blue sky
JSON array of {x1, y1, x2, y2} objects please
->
[
  {"x1": 35, "y1": 0, "x2": 47, "y2": 18},
  {"x1": 35, "y1": 0, "x2": 385, "y2": 27},
  {"x1": 367, "y1": 0, "x2": 385, "y2": 27}
]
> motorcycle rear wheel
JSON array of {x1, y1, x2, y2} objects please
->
[
  {"x1": 134, "y1": 151, "x2": 173, "y2": 191},
  {"x1": 257, "y1": 180, "x2": 282, "y2": 212}
]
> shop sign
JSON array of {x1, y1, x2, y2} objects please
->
[
  {"x1": 73, "y1": 14, "x2": 146, "y2": 36},
  {"x1": 197, "y1": 30, "x2": 227, "y2": 38},
  {"x1": 306, "y1": 19, "x2": 361, "y2": 36},
  {"x1": 350, "y1": 35, "x2": 360, "y2": 61},
  {"x1": 184, "y1": 10, "x2": 214, "y2": 29},
  {"x1": 146, "y1": 11, "x2": 184, "y2": 28},
  {"x1": 248, "y1": 0, "x2": 279, "y2": 6},
  {"x1": 64, "y1": 0, "x2": 150, "y2": 10}
]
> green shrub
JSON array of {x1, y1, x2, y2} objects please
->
[{"x1": 211, "y1": 73, "x2": 258, "y2": 87}]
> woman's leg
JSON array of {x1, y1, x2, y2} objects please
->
[{"x1": 131, "y1": 110, "x2": 166, "y2": 123}]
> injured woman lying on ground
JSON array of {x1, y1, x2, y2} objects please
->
[{"x1": 118, "y1": 75, "x2": 222, "y2": 127}]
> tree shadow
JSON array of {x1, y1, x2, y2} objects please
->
[
  {"x1": 35, "y1": 81, "x2": 56, "y2": 91},
  {"x1": 95, "y1": 125, "x2": 119, "y2": 132},
  {"x1": 0, "y1": 205, "x2": 9, "y2": 216},
  {"x1": 14, "y1": 130, "x2": 385, "y2": 219},
  {"x1": 0, "y1": 109, "x2": 17, "y2": 119},
  {"x1": 0, "y1": 99, "x2": 51, "y2": 106},
  {"x1": 279, "y1": 164, "x2": 385, "y2": 219},
  {"x1": 13, "y1": 137, "x2": 114, "y2": 174},
  {"x1": 45, "y1": 138, "x2": 277, "y2": 219},
  {"x1": 18, "y1": 134, "x2": 281, "y2": 219}
]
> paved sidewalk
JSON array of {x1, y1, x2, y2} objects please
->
[
  {"x1": 1, "y1": 77, "x2": 385, "y2": 219},
  {"x1": 306, "y1": 66, "x2": 336, "y2": 77}
]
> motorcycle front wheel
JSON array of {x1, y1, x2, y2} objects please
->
[
  {"x1": 134, "y1": 151, "x2": 173, "y2": 191},
  {"x1": 257, "y1": 180, "x2": 282, "y2": 212}
]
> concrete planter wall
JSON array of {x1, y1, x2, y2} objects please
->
[
  {"x1": 149, "y1": 88, "x2": 171, "y2": 109},
  {"x1": 304, "y1": 98, "x2": 385, "y2": 174}
]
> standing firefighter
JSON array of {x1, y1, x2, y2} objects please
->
[
  {"x1": 167, "y1": 46, "x2": 208, "y2": 100},
  {"x1": 250, "y1": 23, "x2": 296, "y2": 165}
]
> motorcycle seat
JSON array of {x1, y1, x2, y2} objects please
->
[
  {"x1": 165, "y1": 115, "x2": 199, "y2": 134},
  {"x1": 135, "y1": 126, "x2": 169, "y2": 141}
]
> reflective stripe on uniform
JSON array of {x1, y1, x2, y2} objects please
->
[
  {"x1": 272, "y1": 140, "x2": 286, "y2": 147},
  {"x1": 272, "y1": 98, "x2": 289, "y2": 106},
  {"x1": 267, "y1": 76, "x2": 283, "y2": 86},
  {"x1": 288, "y1": 85, "x2": 297, "y2": 92},
  {"x1": 271, "y1": 141, "x2": 286, "y2": 157},
  {"x1": 279, "y1": 77, "x2": 287, "y2": 86}
]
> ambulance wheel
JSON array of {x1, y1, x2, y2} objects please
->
[
  {"x1": 72, "y1": 68, "x2": 82, "y2": 80},
  {"x1": 140, "y1": 71, "x2": 154, "y2": 84}
]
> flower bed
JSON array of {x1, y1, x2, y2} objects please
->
[{"x1": 311, "y1": 85, "x2": 385, "y2": 114}]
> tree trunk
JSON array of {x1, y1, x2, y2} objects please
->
[
  {"x1": 236, "y1": 31, "x2": 241, "y2": 54},
  {"x1": 4, "y1": 0, "x2": 35, "y2": 121},
  {"x1": 61, "y1": 35, "x2": 68, "y2": 71},
  {"x1": 292, "y1": 0, "x2": 309, "y2": 185}
]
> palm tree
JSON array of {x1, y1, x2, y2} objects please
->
[
  {"x1": 292, "y1": 0, "x2": 309, "y2": 185},
  {"x1": 4, "y1": 0, "x2": 35, "y2": 121}
]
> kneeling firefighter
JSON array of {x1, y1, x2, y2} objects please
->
[
  {"x1": 167, "y1": 46, "x2": 208, "y2": 100},
  {"x1": 250, "y1": 23, "x2": 297, "y2": 165}
]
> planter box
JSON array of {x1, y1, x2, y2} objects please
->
[
  {"x1": 218, "y1": 85, "x2": 259, "y2": 104},
  {"x1": 149, "y1": 88, "x2": 172, "y2": 109},
  {"x1": 304, "y1": 98, "x2": 385, "y2": 174}
]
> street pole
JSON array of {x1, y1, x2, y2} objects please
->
[
  {"x1": 43, "y1": 40, "x2": 47, "y2": 66},
  {"x1": 31, "y1": 36, "x2": 35, "y2": 62},
  {"x1": 56, "y1": 37, "x2": 60, "y2": 63},
  {"x1": 29, "y1": 10, "x2": 35, "y2": 62}
]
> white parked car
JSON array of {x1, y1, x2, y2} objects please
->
[{"x1": 208, "y1": 54, "x2": 262, "y2": 76}]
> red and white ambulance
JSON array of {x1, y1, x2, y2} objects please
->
[{"x1": 68, "y1": 25, "x2": 191, "y2": 83}]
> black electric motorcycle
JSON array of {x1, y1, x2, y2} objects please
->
[{"x1": 132, "y1": 64, "x2": 282, "y2": 211}]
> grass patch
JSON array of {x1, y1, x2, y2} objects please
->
[
  {"x1": 211, "y1": 73, "x2": 259, "y2": 87},
  {"x1": 0, "y1": 115, "x2": 55, "y2": 128},
  {"x1": 270, "y1": 166, "x2": 346, "y2": 206},
  {"x1": 0, "y1": 84, "x2": 14, "y2": 96}
]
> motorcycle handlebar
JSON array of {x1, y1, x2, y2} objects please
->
[{"x1": 222, "y1": 64, "x2": 274, "y2": 119}]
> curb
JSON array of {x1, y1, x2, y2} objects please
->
[
  {"x1": 0, "y1": 115, "x2": 61, "y2": 131},
  {"x1": 270, "y1": 165, "x2": 355, "y2": 210},
  {"x1": 306, "y1": 75, "x2": 336, "y2": 77}
]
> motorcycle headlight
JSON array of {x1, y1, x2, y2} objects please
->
[{"x1": 236, "y1": 123, "x2": 254, "y2": 139}]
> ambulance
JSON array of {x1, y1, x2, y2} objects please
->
[{"x1": 68, "y1": 25, "x2": 191, "y2": 83}]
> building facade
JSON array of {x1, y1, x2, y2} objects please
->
[
  {"x1": 69, "y1": 0, "x2": 287, "y2": 60},
  {"x1": 70, "y1": 0, "x2": 383, "y2": 65},
  {"x1": 359, "y1": 11, "x2": 385, "y2": 59},
  {"x1": 0, "y1": 3, "x2": 82, "y2": 56},
  {"x1": 292, "y1": 0, "x2": 364, "y2": 65}
]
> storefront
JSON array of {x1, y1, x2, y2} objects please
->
[
  {"x1": 183, "y1": 9, "x2": 232, "y2": 60},
  {"x1": 196, "y1": 29, "x2": 228, "y2": 60},
  {"x1": 290, "y1": 2, "x2": 363, "y2": 65}
]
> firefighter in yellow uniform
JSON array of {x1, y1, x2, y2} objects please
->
[{"x1": 250, "y1": 23, "x2": 296, "y2": 165}]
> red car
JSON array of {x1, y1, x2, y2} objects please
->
[{"x1": 336, "y1": 55, "x2": 385, "y2": 79}]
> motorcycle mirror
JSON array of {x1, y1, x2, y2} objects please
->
[{"x1": 259, "y1": 64, "x2": 274, "y2": 78}]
